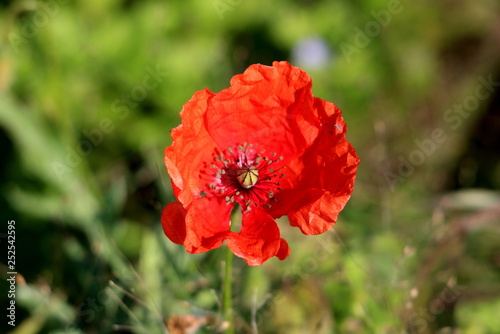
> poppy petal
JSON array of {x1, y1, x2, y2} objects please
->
[
  {"x1": 183, "y1": 197, "x2": 232, "y2": 253},
  {"x1": 270, "y1": 98, "x2": 359, "y2": 234},
  {"x1": 226, "y1": 209, "x2": 288, "y2": 265},
  {"x1": 161, "y1": 202, "x2": 187, "y2": 245},
  {"x1": 205, "y1": 61, "x2": 318, "y2": 162},
  {"x1": 165, "y1": 89, "x2": 219, "y2": 207},
  {"x1": 276, "y1": 238, "x2": 291, "y2": 260},
  {"x1": 287, "y1": 191, "x2": 353, "y2": 235}
]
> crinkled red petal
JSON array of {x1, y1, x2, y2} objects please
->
[
  {"x1": 205, "y1": 61, "x2": 318, "y2": 167},
  {"x1": 276, "y1": 238, "x2": 291, "y2": 260},
  {"x1": 161, "y1": 202, "x2": 187, "y2": 245},
  {"x1": 183, "y1": 197, "x2": 232, "y2": 253},
  {"x1": 226, "y1": 208, "x2": 289, "y2": 265},
  {"x1": 270, "y1": 98, "x2": 359, "y2": 234},
  {"x1": 165, "y1": 89, "x2": 218, "y2": 207}
]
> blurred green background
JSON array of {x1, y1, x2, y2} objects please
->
[{"x1": 1, "y1": 0, "x2": 499, "y2": 333}]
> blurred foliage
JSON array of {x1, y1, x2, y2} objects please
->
[{"x1": 1, "y1": 0, "x2": 499, "y2": 333}]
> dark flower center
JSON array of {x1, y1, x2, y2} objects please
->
[{"x1": 203, "y1": 143, "x2": 285, "y2": 210}]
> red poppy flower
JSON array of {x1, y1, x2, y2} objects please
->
[{"x1": 162, "y1": 61, "x2": 359, "y2": 266}]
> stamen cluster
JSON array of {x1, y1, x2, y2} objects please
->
[{"x1": 205, "y1": 143, "x2": 285, "y2": 211}]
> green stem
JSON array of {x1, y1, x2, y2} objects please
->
[{"x1": 223, "y1": 244, "x2": 235, "y2": 333}]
